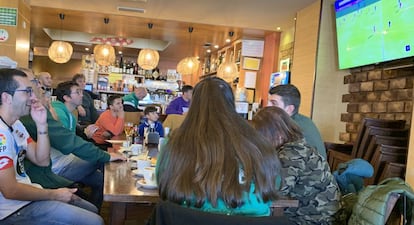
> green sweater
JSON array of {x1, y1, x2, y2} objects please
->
[
  {"x1": 21, "y1": 110, "x2": 110, "y2": 188},
  {"x1": 51, "y1": 101, "x2": 77, "y2": 132},
  {"x1": 291, "y1": 113, "x2": 327, "y2": 159},
  {"x1": 123, "y1": 93, "x2": 140, "y2": 109}
]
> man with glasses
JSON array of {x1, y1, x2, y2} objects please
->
[
  {"x1": 20, "y1": 69, "x2": 125, "y2": 211},
  {"x1": 50, "y1": 81, "x2": 106, "y2": 209},
  {"x1": 0, "y1": 68, "x2": 104, "y2": 225},
  {"x1": 52, "y1": 81, "x2": 84, "y2": 131}
]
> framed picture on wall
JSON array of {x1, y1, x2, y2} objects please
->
[
  {"x1": 242, "y1": 57, "x2": 261, "y2": 71},
  {"x1": 280, "y1": 58, "x2": 290, "y2": 72}
]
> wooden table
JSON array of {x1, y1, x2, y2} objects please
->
[{"x1": 104, "y1": 146, "x2": 159, "y2": 225}]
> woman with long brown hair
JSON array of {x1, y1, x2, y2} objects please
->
[
  {"x1": 156, "y1": 77, "x2": 281, "y2": 216},
  {"x1": 251, "y1": 106, "x2": 341, "y2": 224}
]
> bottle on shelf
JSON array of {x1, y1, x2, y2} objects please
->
[
  {"x1": 205, "y1": 55, "x2": 211, "y2": 74},
  {"x1": 119, "y1": 55, "x2": 124, "y2": 71}
]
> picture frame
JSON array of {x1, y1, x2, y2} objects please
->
[
  {"x1": 279, "y1": 58, "x2": 290, "y2": 72},
  {"x1": 242, "y1": 57, "x2": 261, "y2": 71}
]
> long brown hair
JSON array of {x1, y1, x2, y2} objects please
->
[
  {"x1": 251, "y1": 106, "x2": 303, "y2": 149},
  {"x1": 158, "y1": 77, "x2": 280, "y2": 208}
]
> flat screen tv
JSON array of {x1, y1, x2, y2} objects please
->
[{"x1": 334, "y1": 0, "x2": 414, "y2": 69}]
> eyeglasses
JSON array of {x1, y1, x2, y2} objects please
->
[
  {"x1": 12, "y1": 87, "x2": 34, "y2": 97},
  {"x1": 30, "y1": 78, "x2": 40, "y2": 86}
]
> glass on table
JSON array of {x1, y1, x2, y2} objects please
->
[{"x1": 124, "y1": 122, "x2": 135, "y2": 145}]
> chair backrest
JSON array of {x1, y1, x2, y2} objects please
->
[
  {"x1": 357, "y1": 127, "x2": 409, "y2": 159},
  {"x1": 362, "y1": 135, "x2": 408, "y2": 161},
  {"x1": 162, "y1": 114, "x2": 186, "y2": 133},
  {"x1": 363, "y1": 118, "x2": 406, "y2": 129},
  {"x1": 367, "y1": 146, "x2": 407, "y2": 185},
  {"x1": 378, "y1": 162, "x2": 406, "y2": 183},
  {"x1": 148, "y1": 201, "x2": 295, "y2": 225},
  {"x1": 124, "y1": 111, "x2": 142, "y2": 125},
  {"x1": 351, "y1": 118, "x2": 406, "y2": 158}
]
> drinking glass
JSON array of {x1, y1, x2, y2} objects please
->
[{"x1": 124, "y1": 122, "x2": 134, "y2": 144}]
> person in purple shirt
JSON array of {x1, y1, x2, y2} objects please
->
[{"x1": 165, "y1": 85, "x2": 193, "y2": 115}]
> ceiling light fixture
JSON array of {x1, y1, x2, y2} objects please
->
[
  {"x1": 176, "y1": 27, "x2": 200, "y2": 75},
  {"x1": 48, "y1": 13, "x2": 73, "y2": 64},
  {"x1": 117, "y1": 6, "x2": 146, "y2": 13},
  {"x1": 94, "y1": 17, "x2": 116, "y2": 66},
  {"x1": 217, "y1": 31, "x2": 238, "y2": 82},
  {"x1": 225, "y1": 31, "x2": 234, "y2": 43},
  {"x1": 137, "y1": 23, "x2": 159, "y2": 70}
]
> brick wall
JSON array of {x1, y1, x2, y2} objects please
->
[{"x1": 339, "y1": 66, "x2": 414, "y2": 143}]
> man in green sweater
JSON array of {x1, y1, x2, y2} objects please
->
[
  {"x1": 20, "y1": 69, "x2": 125, "y2": 209},
  {"x1": 268, "y1": 84, "x2": 327, "y2": 159}
]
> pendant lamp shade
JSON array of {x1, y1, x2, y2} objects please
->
[
  {"x1": 137, "y1": 23, "x2": 159, "y2": 70},
  {"x1": 176, "y1": 56, "x2": 199, "y2": 75},
  {"x1": 48, "y1": 13, "x2": 73, "y2": 64},
  {"x1": 94, "y1": 18, "x2": 116, "y2": 66},
  {"x1": 176, "y1": 27, "x2": 199, "y2": 75},
  {"x1": 217, "y1": 61, "x2": 238, "y2": 82},
  {"x1": 48, "y1": 40, "x2": 73, "y2": 64},
  {"x1": 94, "y1": 44, "x2": 116, "y2": 66},
  {"x1": 138, "y1": 48, "x2": 159, "y2": 70}
]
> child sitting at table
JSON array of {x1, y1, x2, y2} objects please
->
[{"x1": 138, "y1": 105, "x2": 165, "y2": 138}]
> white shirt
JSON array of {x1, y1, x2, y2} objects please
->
[{"x1": 0, "y1": 120, "x2": 42, "y2": 220}]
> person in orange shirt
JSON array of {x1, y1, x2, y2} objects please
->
[{"x1": 91, "y1": 95, "x2": 125, "y2": 144}]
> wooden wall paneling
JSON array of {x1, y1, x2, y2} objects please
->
[
  {"x1": 15, "y1": 0, "x2": 31, "y2": 68},
  {"x1": 290, "y1": 0, "x2": 322, "y2": 117},
  {"x1": 259, "y1": 32, "x2": 280, "y2": 105}
]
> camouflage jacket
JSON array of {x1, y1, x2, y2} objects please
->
[{"x1": 278, "y1": 139, "x2": 341, "y2": 225}]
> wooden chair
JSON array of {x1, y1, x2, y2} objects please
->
[
  {"x1": 147, "y1": 201, "x2": 295, "y2": 225},
  {"x1": 326, "y1": 118, "x2": 406, "y2": 170},
  {"x1": 366, "y1": 145, "x2": 407, "y2": 185},
  {"x1": 124, "y1": 111, "x2": 143, "y2": 125},
  {"x1": 356, "y1": 127, "x2": 409, "y2": 159},
  {"x1": 378, "y1": 162, "x2": 406, "y2": 183},
  {"x1": 362, "y1": 135, "x2": 408, "y2": 162}
]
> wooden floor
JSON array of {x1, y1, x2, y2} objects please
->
[{"x1": 100, "y1": 202, "x2": 155, "y2": 225}]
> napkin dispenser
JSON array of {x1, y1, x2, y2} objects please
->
[{"x1": 147, "y1": 132, "x2": 160, "y2": 144}]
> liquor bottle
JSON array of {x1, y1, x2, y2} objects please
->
[
  {"x1": 205, "y1": 56, "x2": 210, "y2": 74},
  {"x1": 119, "y1": 55, "x2": 124, "y2": 73},
  {"x1": 133, "y1": 63, "x2": 138, "y2": 75}
]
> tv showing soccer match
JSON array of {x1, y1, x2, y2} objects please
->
[{"x1": 334, "y1": 0, "x2": 414, "y2": 69}]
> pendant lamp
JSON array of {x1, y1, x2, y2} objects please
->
[
  {"x1": 217, "y1": 31, "x2": 238, "y2": 82},
  {"x1": 217, "y1": 61, "x2": 238, "y2": 82},
  {"x1": 94, "y1": 18, "x2": 116, "y2": 66},
  {"x1": 137, "y1": 23, "x2": 159, "y2": 70},
  {"x1": 48, "y1": 13, "x2": 73, "y2": 64},
  {"x1": 176, "y1": 27, "x2": 199, "y2": 75}
]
